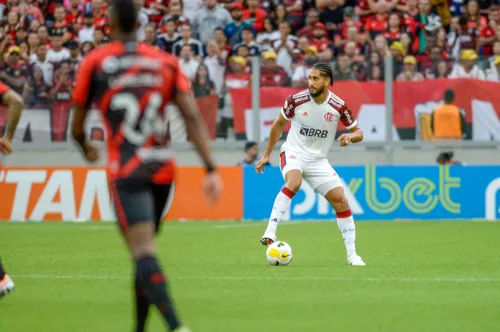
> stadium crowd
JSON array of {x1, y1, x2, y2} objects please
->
[{"x1": 1, "y1": 0, "x2": 500, "y2": 136}]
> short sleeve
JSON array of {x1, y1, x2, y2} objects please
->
[
  {"x1": 340, "y1": 105, "x2": 358, "y2": 130},
  {"x1": 72, "y1": 54, "x2": 97, "y2": 107},
  {"x1": 280, "y1": 95, "x2": 295, "y2": 120}
]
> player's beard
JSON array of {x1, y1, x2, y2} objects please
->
[{"x1": 309, "y1": 85, "x2": 325, "y2": 98}]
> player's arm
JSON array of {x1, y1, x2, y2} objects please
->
[
  {"x1": 337, "y1": 105, "x2": 363, "y2": 146},
  {"x1": 256, "y1": 96, "x2": 293, "y2": 173},
  {"x1": 70, "y1": 54, "x2": 99, "y2": 162}
]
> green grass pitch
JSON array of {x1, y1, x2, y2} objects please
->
[{"x1": 1, "y1": 220, "x2": 500, "y2": 332}]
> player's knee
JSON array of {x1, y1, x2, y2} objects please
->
[
  {"x1": 125, "y1": 223, "x2": 157, "y2": 260},
  {"x1": 285, "y1": 178, "x2": 302, "y2": 193},
  {"x1": 335, "y1": 196, "x2": 350, "y2": 212}
]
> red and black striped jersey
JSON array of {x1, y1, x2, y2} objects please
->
[{"x1": 72, "y1": 42, "x2": 191, "y2": 184}]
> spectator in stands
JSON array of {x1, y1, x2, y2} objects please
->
[
  {"x1": 0, "y1": 46, "x2": 28, "y2": 95},
  {"x1": 243, "y1": 0, "x2": 268, "y2": 32},
  {"x1": 160, "y1": 0, "x2": 190, "y2": 32},
  {"x1": 67, "y1": 40, "x2": 81, "y2": 71},
  {"x1": 238, "y1": 141, "x2": 270, "y2": 166},
  {"x1": 136, "y1": 0, "x2": 149, "y2": 41},
  {"x1": 30, "y1": 43, "x2": 53, "y2": 86},
  {"x1": 373, "y1": 34, "x2": 388, "y2": 56},
  {"x1": 233, "y1": 26, "x2": 261, "y2": 56},
  {"x1": 47, "y1": 36, "x2": 70, "y2": 63},
  {"x1": 364, "y1": 1, "x2": 389, "y2": 40},
  {"x1": 93, "y1": 28, "x2": 107, "y2": 47},
  {"x1": 433, "y1": 60, "x2": 450, "y2": 79},
  {"x1": 24, "y1": 65, "x2": 50, "y2": 107},
  {"x1": 332, "y1": 53, "x2": 358, "y2": 81},
  {"x1": 80, "y1": 41, "x2": 94, "y2": 56},
  {"x1": 431, "y1": 89, "x2": 466, "y2": 140},
  {"x1": 260, "y1": 50, "x2": 290, "y2": 86},
  {"x1": 27, "y1": 32, "x2": 40, "y2": 56},
  {"x1": 143, "y1": 23, "x2": 159, "y2": 47},
  {"x1": 282, "y1": 0, "x2": 304, "y2": 30},
  {"x1": 272, "y1": 21, "x2": 297, "y2": 76},
  {"x1": 219, "y1": 56, "x2": 250, "y2": 139},
  {"x1": 486, "y1": 56, "x2": 500, "y2": 81},
  {"x1": 12, "y1": 0, "x2": 45, "y2": 25},
  {"x1": 389, "y1": 41, "x2": 405, "y2": 78},
  {"x1": 192, "y1": 0, "x2": 231, "y2": 42},
  {"x1": 274, "y1": 3, "x2": 288, "y2": 26},
  {"x1": 385, "y1": 12, "x2": 403, "y2": 45},
  {"x1": 414, "y1": 0, "x2": 442, "y2": 54},
  {"x1": 224, "y1": 2, "x2": 253, "y2": 47},
  {"x1": 448, "y1": 16, "x2": 477, "y2": 60},
  {"x1": 214, "y1": 27, "x2": 231, "y2": 61},
  {"x1": 18, "y1": 41, "x2": 30, "y2": 62},
  {"x1": 298, "y1": 9, "x2": 320, "y2": 40},
  {"x1": 66, "y1": 0, "x2": 83, "y2": 30},
  {"x1": 320, "y1": 0, "x2": 345, "y2": 36},
  {"x1": 397, "y1": 55, "x2": 425, "y2": 81},
  {"x1": 172, "y1": 24, "x2": 204, "y2": 58},
  {"x1": 51, "y1": 60, "x2": 73, "y2": 102},
  {"x1": 37, "y1": 25, "x2": 50, "y2": 46},
  {"x1": 345, "y1": 41, "x2": 365, "y2": 76},
  {"x1": 256, "y1": 16, "x2": 279, "y2": 52},
  {"x1": 179, "y1": 45, "x2": 200, "y2": 81},
  {"x1": 51, "y1": 5, "x2": 74, "y2": 44},
  {"x1": 145, "y1": 0, "x2": 168, "y2": 26},
  {"x1": 310, "y1": 23, "x2": 331, "y2": 53},
  {"x1": 292, "y1": 46, "x2": 318, "y2": 88},
  {"x1": 5, "y1": 12, "x2": 20, "y2": 42},
  {"x1": 157, "y1": 19, "x2": 181, "y2": 54},
  {"x1": 15, "y1": 27, "x2": 27, "y2": 45},
  {"x1": 449, "y1": 49, "x2": 486, "y2": 79},
  {"x1": 193, "y1": 63, "x2": 216, "y2": 97},
  {"x1": 78, "y1": 12, "x2": 95, "y2": 43},
  {"x1": 421, "y1": 45, "x2": 444, "y2": 78},
  {"x1": 479, "y1": 6, "x2": 499, "y2": 58},
  {"x1": 204, "y1": 40, "x2": 225, "y2": 96},
  {"x1": 367, "y1": 64, "x2": 384, "y2": 81},
  {"x1": 365, "y1": 50, "x2": 384, "y2": 80}
]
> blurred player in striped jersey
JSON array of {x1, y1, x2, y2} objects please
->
[
  {"x1": 0, "y1": 81, "x2": 24, "y2": 297},
  {"x1": 256, "y1": 63, "x2": 366, "y2": 266}
]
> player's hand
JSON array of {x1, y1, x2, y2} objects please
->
[
  {"x1": 256, "y1": 156, "x2": 269, "y2": 174},
  {"x1": 337, "y1": 133, "x2": 351, "y2": 147},
  {"x1": 83, "y1": 144, "x2": 99, "y2": 163},
  {"x1": 203, "y1": 172, "x2": 223, "y2": 204},
  {"x1": 0, "y1": 137, "x2": 13, "y2": 155}
]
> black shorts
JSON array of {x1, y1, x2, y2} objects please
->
[{"x1": 110, "y1": 179, "x2": 173, "y2": 233}]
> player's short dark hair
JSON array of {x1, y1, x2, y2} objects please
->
[
  {"x1": 110, "y1": 0, "x2": 137, "y2": 34},
  {"x1": 312, "y1": 63, "x2": 333, "y2": 86}
]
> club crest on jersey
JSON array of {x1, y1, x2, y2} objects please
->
[{"x1": 324, "y1": 112, "x2": 334, "y2": 123}]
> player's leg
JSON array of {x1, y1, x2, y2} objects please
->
[
  {"x1": 306, "y1": 161, "x2": 365, "y2": 266},
  {"x1": 0, "y1": 257, "x2": 15, "y2": 298},
  {"x1": 111, "y1": 180, "x2": 187, "y2": 332},
  {"x1": 261, "y1": 151, "x2": 303, "y2": 245}
]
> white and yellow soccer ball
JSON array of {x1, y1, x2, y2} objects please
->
[{"x1": 266, "y1": 241, "x2": 293, "y2": 266}]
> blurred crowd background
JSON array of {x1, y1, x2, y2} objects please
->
[{"x1": 1, "y1": 0, "x2": 499, "y2": 139}]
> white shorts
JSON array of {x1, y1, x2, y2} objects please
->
[{"x1": 279, "y1": 150, "x2": 342, "y2": 196}]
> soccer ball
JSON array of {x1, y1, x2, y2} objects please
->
[{"x1": 266, "y1": 241, "x2": 293, "y2": 266}]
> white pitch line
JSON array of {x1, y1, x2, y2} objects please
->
[{"x1": 12, "y1": 275, "x2": 500, "y2": 283}]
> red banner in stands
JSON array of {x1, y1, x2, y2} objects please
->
[{"x1": 230, "y1": 79, "x2": 500, "y2": 141}]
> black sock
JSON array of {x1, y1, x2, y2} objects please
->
[
  {"x1": 136, "y1": 256, "x2": 181, "y2": 331},
  {"x1": 0, "y1": 258, "x2": 5, "y2": 280},
  {"x1": 134, "y1": 275, "x2": 150, "y2": 332}
]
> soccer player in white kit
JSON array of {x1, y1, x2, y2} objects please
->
[{"x1": 255, "y1": 63, "x2": 366, "y2": 266}]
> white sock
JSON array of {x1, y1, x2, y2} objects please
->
[
  {"x1": 266, "y1": 187, "x2": 295, "y2": 235},
  {"x1": 336, "y1": 209, "x2": 356, "y2": 254}
]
